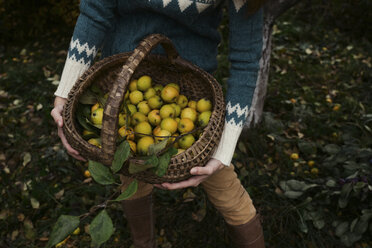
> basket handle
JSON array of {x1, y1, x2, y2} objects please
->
[{"x1": 100, "y1": 34, "x2": 180, "y2": 160}]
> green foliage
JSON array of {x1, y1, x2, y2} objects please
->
[
  {"x1": 88, "y1": 161, "x2": 116, "y2": 185},
  {"x1": 89, "y1": 210, "x2": 115, "y2": 248},
  {"x1": 47, "y1": 215, "x2": 79, "y2": 248},
  {"x1": 111, "y1": 140, "x2": 130, "y2": 173}
]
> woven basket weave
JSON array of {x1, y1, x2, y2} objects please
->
[{"x1": 62, "y1": 34, "x2": 225, "y2": 184}]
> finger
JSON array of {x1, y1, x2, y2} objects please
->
[
  {"x1": 161, "y1": 175, "x2": 207, "y2": 190},
  {"x1": 154, "y1": 184, "x2": 166, "y2": 190},
  {"x1": 190, "y1": 166, "x2": 213, "y2": 176},
  {"x1": 69, "y1": 152, "x2": 87, "y2": 161},
  {"x1": 58, "y1": 128, "x2": 86, "y2": 161}
]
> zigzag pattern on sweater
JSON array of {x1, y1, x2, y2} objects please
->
[
  {"x1": 225, "y1": 101, "x2": 249, "y2": 128},
  {"x1": 67, "y1": 38, "x2": 97, "y2": 66}
]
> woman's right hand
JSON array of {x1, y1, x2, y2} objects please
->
[{"x1": 51, "y1": 96, "x2": 87, "y2": 161}]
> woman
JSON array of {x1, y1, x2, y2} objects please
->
[{"x1": 51, "y1": 0, "x2": 265, "y2": 247}]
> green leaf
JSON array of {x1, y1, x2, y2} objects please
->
[
  {"x1": 335, "y1": 221, "x2": 349, "y2": 238},
  {"x1": 323, "y1": 144, "x2": 341, "y2": 154},
  {"x1": 148, "y1": 138, "x2": 169, "y2": 155},
  {"x1": 111, "y1": 140, "x2": 130, "y2": 173},
  {"x1": 112, "y1": 180, "x2": 138, "y2": 201},
  {"x1": 76, "y1": 106, "x2": 96, "y2": 132},
  {"x1": 155, "y1": 147, "x2": 177, "y2": 177},
  {"x1": 284, "y1": 190, "x2": 303, "y2": 199},
  {"x1": 128, "y1": 157, "x2": 157, "y2": 174},
  {"x1": 79, "y1": 89, "x2": 98, "y2": 105},
  {"x1": 90, "y1": 210, "x2": 114, "y2": 248},
  {"x1": 47, "y1": 215, "x2": 79, "y2": 248},
  {"x1": 86, "y1": 117, "x2": 102, "y2": 129},
  {"x1": 298, "y1": 141, "x2": 317, "y2": 156},
  {"x1": 339, "y1": 183, "x2": 353, "y2": 208},
  {"x1": 88, "y1": 160, "x2": 115, "y2": 185}
]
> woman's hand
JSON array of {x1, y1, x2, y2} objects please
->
[
  {"x1": 155, "y1": 158, "x2": 224, "y2": 190},
  {"x1": 50, "y1": 96, "x2": 86, "y2": 161}
]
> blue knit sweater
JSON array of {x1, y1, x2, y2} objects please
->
[{"x1": 55, "y1": 0, "x2": 263, "y2": 166}]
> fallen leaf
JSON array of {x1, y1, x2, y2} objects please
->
[
  {"x1": 54, "y1": 189, "x2": 64, "y2": 199},
  {"x1": 23, "y1": 153, "x2": 31, "y2": 166},
  {"x1": 30, "y1": 197, "x2": 40, "y2": 209}
]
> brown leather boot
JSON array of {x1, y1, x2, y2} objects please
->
[
  {"x1": 227, "y1": 214, "x2": 265, "y2": 248},
  {"x1": 121, "y1": 194, "x2": 156, "y2": 248}
]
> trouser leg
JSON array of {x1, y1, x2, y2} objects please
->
[
  {"x1": 201, "y1": 165, "x2": 265, "y2": 247},
  {"x1": 120, "y1": 176, "x2": 155, "y2": 248}
]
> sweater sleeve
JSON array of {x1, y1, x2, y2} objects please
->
[
  {"x1": 212, "y1": 1, "x2": 263, "y2": 166},
  {"x1": 54, "y1": 0, "x2": 117, "y2": 98}
]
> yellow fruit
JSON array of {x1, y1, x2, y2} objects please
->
[
  {"x1": 198, "y1": 111, "x2": 212, "y2": 127},
  {"x1": 137, "y1": 75, "x2": 152, "y2": 92},
  {"x1": 333, "y1": 104, "x2": 341, "y2": 111},
  {"x1": 144, "y1": 88, "x2": 157, "y2": 100},
  {"x1": 131, "y1": 112, "x2": 148, "y2": 126},
  {"x1": 196, "y1": 98, "x2": 212, "y2": 112},
  {"x1": 137, "y1": 136, "x2": 155, "y2": 155},
  {"x1": 126, "y1": 104, "x2": 137, "y2": 115},
  {"x1": 166, "y1": 83, "x2": 180, "y2": 92},
  {"x1": 88, "y1": 138, "x2": 101, "y2": 148},
  {"x1": 311, "y1": 167, "x2": 319, "y2": 175},
  {"x1": 134, "y1": 121, "x2": 152, "y2": 138},
  {"x1": 188, "y1": 100, "x2": 197, "y2": 109},
  {"x1": 161, "y1": 85, "x2": 179, "y2": 103},
  {"x1": 178, "y1": 118, "x2": 195, "y2": 133},
  {"x1": 160, "y1": 117, "x2": 178, "y2": 134},
  {"x1": 118, "y1": 126, "x2": 135, "y2": 140},
  {"x1": 129, "y1": 80, "x2": 138, "y2": 92},
  {"x1": 84, "y1": 170, "x2": 91, "y2": 178},
  {"x1": 118, "y1": 112, "x2": 130, "y2": 127},
  {"x1": 148, "y1": 95, "x2": 163, "y2": 109},
  {"x1": 72, "y1": 227, "x2": 80, "y2": 235},
  {"x1": 91, "y1": 108, "x2": 104, "y2": 125},
  {"x1": 153, "y1": 84, "x2": 163, "y2": 95},
  {"x1": 171, "y1": 103, "x2": 181, "y2": 117},
  {"x1": 176, "y1": 95, "x2": 188, "y2": 109},
  {"x1": 178, "y1": 134, "x2": 195, "y2": 149},
  {"x1": 137, "y1": 101, "x2": 151, "y2": 115},
  {"x1": 148, "y1": 109, "x2": 162, "y2": 126},
  {"x1": 129, "y1": 90, "x2": 144, "y2": 105},
  {"x1": 180, "y1": 107, "x2": 197, "y2": 122},
  {"x1": 128, "y1": 140, "x2": 137, "y2": 153},
  {"x1": 155, "y1": 129, "x2": 172, "y2": 143},
  {"x1": 290, "y1": 153, "x2": 299, "y2": 160},
  {"x1": 159, "y1": 104, "x2": 176, "y2": 119},
  {"x1": 91, "y1": 102, "x2": 100, "y2": 112},
  {"x1": 175, "y1": 117, "x2": 181, "y2": 124},
  {"x1": 153, "y1": 126, "x2": 162, "y2": 136},
  {"x1": 307, "y1": 160, "x2": 315, "y2": 167}
]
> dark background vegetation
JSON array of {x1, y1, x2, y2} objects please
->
[{"x1": 0, "y1": 0, "x2": 371, "y2": 247}]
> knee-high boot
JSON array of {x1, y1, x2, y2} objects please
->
[
  {"x1": 121, "y1": 194, "x2": 156, "y2": 248},
  {"x1": 226, "y1": 214, "x2": 265, "y2": 248}
]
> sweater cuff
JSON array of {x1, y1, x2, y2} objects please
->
[
  {"x1": 211, "y1": 121, "x2": 243, "y2": 166},
  {"x1": 54, "y1": 58, "x2": 90, "y2": 98}
]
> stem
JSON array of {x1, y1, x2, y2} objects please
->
[{"x1": 79, "y1": 188, "x2": 120, "y2": 220}]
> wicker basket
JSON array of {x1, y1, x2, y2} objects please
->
[{"x1": 62, "y1": 34, "x2": 225, "y2": 184}]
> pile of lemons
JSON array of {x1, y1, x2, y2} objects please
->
[{"x1": 85, "y1": 75, "x2": 212, "y2": 156}]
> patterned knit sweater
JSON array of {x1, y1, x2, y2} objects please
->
[{"x1": 55, "y1": 0, "x2": 263, "y2": 166}]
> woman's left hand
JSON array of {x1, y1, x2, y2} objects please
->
[{"x1": 154, "y1": 158, "x2": 224, "y2": 190}]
